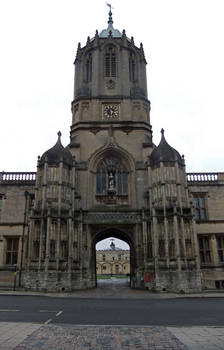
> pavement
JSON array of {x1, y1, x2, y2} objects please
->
[
  {"x1": 0, "y1": 323, "x2": 224, "y2": 350},
  {"x1": 1, "y1": 277, "x2": 224, "y2": 299},
  {"x1": 0, "y1": 278, "x2": 224, "y2": 350}
]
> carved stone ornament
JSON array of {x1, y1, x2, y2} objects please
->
[
  {"x1": 106, "y1": 79, "x2": 116, "y2": 89},
  {"x1": 81, "y1": 102, "x2": 89, "y2": 110},
  {"x1": 90, "y1": 127, "x2": 101, "y2": 135},
  {"x1": 83, "y1": 212, "x2": 142, "y2": 224}
]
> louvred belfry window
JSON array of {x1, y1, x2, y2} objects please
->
[
  {"x1": 105, "y1": 46, "x2": 117, "y2": 77},
  {"x1": 96, "y1": 156, "x2": 128, "y2": 195}
]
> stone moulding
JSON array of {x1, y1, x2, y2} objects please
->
[{"x1": 83, "y1": 212, "x2": 142, "y2": 224}]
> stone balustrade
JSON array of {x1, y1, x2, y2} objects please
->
[
  {"x1": 0, "y1": 172, "x2": 36, "y2": 184},
  {"x1": 0, "y1": 171, "x2": 223, "y2": 185},
  {"x1": 187, "y1": 172, "x2": 219, "y2": 182}
]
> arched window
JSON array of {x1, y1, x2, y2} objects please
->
[
  {"x1": 105, "y1": 46, "x2": 117, "y2": 77},
  {"x1": 129, "y1": 53, "x2": 136, "y2": 82},
  {"x1": 85, "y1": 52, "x2": 92, "y2": 82},
  {"x1": 96, "y1": 156, "x2": 128, "y2": 195}
]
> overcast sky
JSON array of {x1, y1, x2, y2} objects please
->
[{"x1": 1, "y1": 0, "x2": 223, "y2": 250}]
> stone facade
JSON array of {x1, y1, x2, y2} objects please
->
[
  {"x1": 96, "y1": 244, "x2": 130, "y2": 276},
  {"x1": 0, "y1": 10, "x2": 224, "y2": 292}
]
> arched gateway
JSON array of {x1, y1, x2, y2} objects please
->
[
  {"x1": 24, "y1": 8, "x2": 202, "y2": 293},
  {"x1": 92, "y1": 227, "x2": 134, "y2": 287}
]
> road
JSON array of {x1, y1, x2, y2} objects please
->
[
  {"x1": 1, "y1": 280, "x2": 224, "y2": 349},
  {"x1": 0, "y1": 294, "x2": 224, "y2": 326}
]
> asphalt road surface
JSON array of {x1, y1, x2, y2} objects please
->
[{"x1": 0, "y1": 294, "x2": 224, "y2": 326}]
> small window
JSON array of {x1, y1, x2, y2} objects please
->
[
  {"x1": 50, "y1": 240, "x2": 56, "y2": 259},
  {"x1": 33, "y1": 240, "x2": 40, "y2": 258},
  {"x1": 215, "y1": 281, "x2": 220, "y2": 289},
  {"x1": 169, "y1": 239, "x2": 175, "y2": 258},
  {"x1": 60, "y1": 240, "x2": 68, "y2": 258},
  {"x1": 217, "y1": 237, "x2": 224, "y2": 262},
  {"x1": 185, "y1": 239, "x2": 192, "y2": 258},
  {"x1": 102, "y1": 254, "x2": 106, "y2": 261},
  {"x1": 29, "y1": 194, "x2": 35, "y2": 209},
  {"x1": 158, "y1": 239, "x2": 165, "y2": 258},
  {"x1": 105, "y1": 46, "x2": 116, "y2": 77},
  {"x1": 194, "y1": 195, "x2": 207, "y2": 221},
  {"x1": 147, "y1": 241, "x2": 153, "y2": 259},
  {"x1": 96, "y1": 169, "x2": 107, "y2": 194},
  {"x1": 199, "y1": 237, "x2": 211, "y2": 263},
  {"x1": 6, "y1": 238, "x2": 19, "y2": 265}
]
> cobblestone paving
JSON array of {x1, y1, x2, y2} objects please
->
[
  {"x1": 15, "y1": 324, "x2": 187, "y2": 350},
  {"x1": 169, "y1": 327, "x2": 224, "y2": 350}
]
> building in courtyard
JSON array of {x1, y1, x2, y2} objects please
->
[
  {"x1": 0, "y1": 8, "x2": 224, "y2": 292},
  {"x1": 96, "y1": 240, "x2": 130, "y2": 276}
]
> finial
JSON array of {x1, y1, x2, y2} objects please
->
[
  {"x1": 87, "y1": 36, "x2": 90, "y2": 44},
  {"x1": 106, "y1": 3, "x2": 113, "y2": 24},
  {"x1": 161, "y1": 128, "x2": 165, "y2": 136},
  {"x1": 57, "y1": 131, "x2": 62, "y2": 141}
]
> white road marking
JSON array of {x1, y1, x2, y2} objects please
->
[
  {"x1": 44, "y1": 318, "x2": 52, "y2": 325},
  {"x1": 39, "y1": 310, "x2": 58, "y2": 313},
  {"x1": 0, "y1": 309, "x2": 20, "y2": 312},
  {"x1": 56, "y1": 310, "x2": 63, "y2": 317}
]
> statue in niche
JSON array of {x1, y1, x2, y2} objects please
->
[{"x1": 108, "y1": 172, "x2": 116, "y2": 193}]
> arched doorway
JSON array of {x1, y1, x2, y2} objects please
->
[
  {"x1": 91, "y1": 226, "x2": 135, "y2": 288},
  {"x1": 96, "y1": 237, "x2": 130, "y2": 284}
]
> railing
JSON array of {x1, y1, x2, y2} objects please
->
[
  {"x1": 187, "y1": 172, "x2": 219, "y2": 182},
  {"x1": 0, "y1": 171, "x2": 221, "y2": 184},
  {"x1": 0, "y1": 172, "x2": 36, "y2": 183}
]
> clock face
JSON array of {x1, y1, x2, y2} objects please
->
[{"x1": 103, "y1": 104, "x2": 120, "y2": 119}]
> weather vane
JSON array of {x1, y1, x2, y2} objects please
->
[{"x1": 106, "y1": 3, "x2": 114, "y2": 11}]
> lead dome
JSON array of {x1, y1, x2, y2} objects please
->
[{"x1": 39, "y1": 131, "x2": 73, "y2": 167}]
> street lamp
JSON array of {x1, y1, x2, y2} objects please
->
[{"x1": 19, "y1": 190, "x2": 29, "y2": 287}]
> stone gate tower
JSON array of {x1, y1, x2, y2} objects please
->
[{"x1": 24, "y1": 8, "x2": 202, "y2": 292}]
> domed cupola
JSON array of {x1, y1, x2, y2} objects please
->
[
  {"x1": 150, "y1": 129, "x2": 183, "y2": 167},
  {"x1": 39, "y1": 131, "x2": 73, "y2": 167}
]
